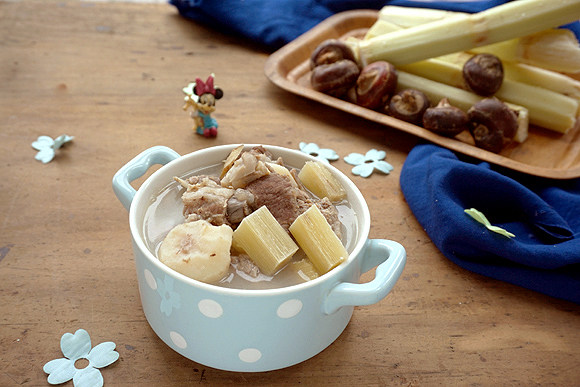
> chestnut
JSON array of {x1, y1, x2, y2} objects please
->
[
  {"x1": 310, "y1": 59, "x2": 360, "y2": 97},
  {"x1": 310, "y1": 39, "x2": 356, "y2": 69},
  {"x1": 388, "y1": 89, "x2": 430, "y2": 125},
  {"x1": 467, "y1": 97, "x2": 518, "y2": 153},
  {"x1": 422, "y1": 98, "x2": 468, "y2": 137},
  {"x1": 356, "y1": 61, "x2": 398, "y2": 109},
  {"x1": 463, "y1": 53, "x2": 504, "y2": 96}
]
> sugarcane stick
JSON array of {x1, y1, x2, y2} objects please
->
[
  {"x1": 399, "y1": 56, "x2": 578, "y2": 133},
  {"x1": 396, "y1": 71, "x2": 530, "y2": 143},
  {"x1": 358, "y1": 0, "x2": 580, "y2": 66}
]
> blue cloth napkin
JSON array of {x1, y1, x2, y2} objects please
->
[
  {"x1": 170, "y1": 0, "x2": 580, "y2": 303},
  {"x1": 170, "y1": 0, "x2": 580, "y2": 50},
  {"x1": 400, "y1": 144, "x2": 580, "y2": 304}
]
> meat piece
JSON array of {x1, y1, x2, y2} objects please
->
[
  {"x1": 249, "y1": 145, "x2": 274, "y2": 161},
  {"x1": 226, "y1": 189, "x2": 255, "y2": 225},
  {"x1": 315, "y1": 197, "x2": 342, "y2": 240},
  {"x1": 246, "y1": 172, "x2": 343, "y2": 239},
  {"x1": 246, "y1": 173, "x2": 302, "y2": 231},
  {"x1": 220, "y1": 151, "x2": 270, "y2": 189},
  {"x1": 231, "y1": 253, "x2": 260, "y2": 278},
  {"x1": 181, "y1": 177, "x2": 234, "y2": 226}
]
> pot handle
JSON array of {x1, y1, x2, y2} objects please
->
[
  {"x1": 112, "y1": 146, "x2": 181, "y2": 211},
  {"x1": 323, "y1": 239, "x2": 406, "y2": 315}
]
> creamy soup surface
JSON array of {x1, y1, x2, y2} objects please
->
[{"x1": 143, "y1": 161, "x2": 358, "y2": 289}]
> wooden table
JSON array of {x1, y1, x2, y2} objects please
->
[{"x1": 1, "y1": 1, "x2": 578, "y2": 385}]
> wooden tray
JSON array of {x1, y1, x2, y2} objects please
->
[{"x1": 264, "y1": 10, "x2": 580, "y2": 179}]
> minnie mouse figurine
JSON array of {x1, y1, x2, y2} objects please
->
[{"x1": 183, "y1": 75, "x2": 224, "y2": 137}]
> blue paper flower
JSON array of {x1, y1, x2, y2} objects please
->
[
  {"x1": 344, "y1": 149, "x2": 394, "y2": 178},
  {"x1": 43, "y1": 329, "x2": 119, "y2": 387},
  {"x1": 299, "y1": 142, "x2": 339, "y2": 163},
  {"x1": 157, "y1": 275, "x2": 181, "y2": 317},
  {"x1": 32, "y1": 134, "x2": 74, "y2": 164}
]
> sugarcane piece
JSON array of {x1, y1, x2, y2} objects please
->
[
  {"x1": 364, "y1": 20, "x2": 400, "y2": 40},
  {"x1": 470, "y1": 29, "x2": 580, "y2": 74},
  {"x1": 399, "y1": 57, "x2": 578, "y2": 133},
  {"x1": 357, "y1": 0, "x2": 580, "y2": 66},
  {"x1": 437, "y1": 51, "x2": 580, "y2": 105},
  {"x1": 365, "y1": 13, "x2": 580, "y2": 104},
  {"x1": 291, "y1": 258, "x2": 320, "y2": 281},
  {"x1": 289, "y1": 205, "x2": 348, "y2": 275},
  {"x1": 377, "y1": 5, "x2": 465, "y2": 28},
  {"x1": 298, "y1": 161, "x2": 346, "y2": 202},
  {"x1": 396, "y1": 71, "x2": 529, "y2": 143},
  {"x1": 372, "y1": 6, "x2": 580, "y2": 75},
  {"x1": 232, "y1": 206, "x2": 298, "y2": 276},
  {"x1": 503, "y1": 62, "x2": 580, "y2": 101}
]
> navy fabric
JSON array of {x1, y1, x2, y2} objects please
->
[
  {"x1": 169, "y1": 0, "x2": 580, "y2": 50},
  {"x1": 170, "y1": 0, "x2": 580, "y2": 303},
  {"x1": 400, "y1": 144, "x2": 580, "y2": 304}
]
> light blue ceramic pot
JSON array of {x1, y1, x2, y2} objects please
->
[{"x1": 112, "y1": 144, "x2": 406, "y2": 372}]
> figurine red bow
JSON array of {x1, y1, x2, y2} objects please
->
[{"x1": 195, "y1": 75, "x2": 217, "y2": 96}]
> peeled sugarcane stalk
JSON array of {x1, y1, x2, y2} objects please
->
[
  {"x1": 289, "y1": 205, "x2": 347, "y2": 275},
  {"x1": 377, "y1": 5, "x2": 466, "y2": 27},
  {"x1": 376, "y1": 4, "x2": 580, "y2": 73},
  {"x1": 470, "y1": 29, "x2": 580, "y2": 74},
  {"x1": 399, "y1": 56, "x2": 578, "y2": 133},
  {"x1": 232, "y1": 206, "x2": 298, "y2": 276},
  {"x1": 291, "y1": 258, "x2": 320, "y2": 281},
  {"x1": 503, "y1": 62, "x2": 580, "y2": 102},
  {"x1": 396, "y1": 71, "x2": 529, "y2": 143},
  {"x1": 365, "y1": 7, "x2": 459, "y2": 40},
  {"x1": 438, "y1": 51, "x2": 580, "y2": 102},
  {"x1": 357, "y1": 0, "x2": 580, "y2": 66},
  {"x1": 361, "y1": 15, "x2": 580, "y2": 130},
  {"x1": 364, "y1": 20, "x2": 400, "y2": 40},
  {"x1": 298, "y1": 161, "x2": 346, "y2": 202}
]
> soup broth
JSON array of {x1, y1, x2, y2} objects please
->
[{"x1": 143, "y1": 161, "x2": 358, "y2": 290}]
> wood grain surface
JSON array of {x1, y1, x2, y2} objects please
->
[{"x1": 1, "y1": 1, "x2": 578, "y2": 386}]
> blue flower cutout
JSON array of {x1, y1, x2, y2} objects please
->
[
  {"x1": 299, "y1": 142, "x2": 339, "y2": 163},
  {"x1": 43, "y1": 329, "x2": 119, "y2": 387},
  {"x1": 344, "y1": 149, "x2": 394, "y2": 178},
  {"x1": 157, "y1": 275, "x2": 181, "y2": 317},
  {"x1": 32, "y1": 134, "x2": 74, "y2": 164}
]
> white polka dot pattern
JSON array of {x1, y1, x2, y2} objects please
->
[
  {"x1": 238, "y1": 348, "x2": 262, "y2": 363},
  {"x1": 277, "y1": 299, "x2": 303, "y2": 318},
  {"x1": 169, "y1": 331, "x2": 187, "y2": 349},
  {"x1": 198, "y1": 299, "x2": 223, "y2": 318},
  {"x1": 144, "y1": 269, "x2": 157, "y2": 290}
]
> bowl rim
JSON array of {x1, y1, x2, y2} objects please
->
[{"x1": 129, "y1": 144, "x2": 371, "y2": 296}]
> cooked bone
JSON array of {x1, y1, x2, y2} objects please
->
[{"x1": 221, "y1": 151, "x2": 270, "y2": 189}]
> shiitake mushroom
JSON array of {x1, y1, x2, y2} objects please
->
[
  {"x1": 422, "y1": 98, "x2": 468, "y2": 137},
  {"x1": 356, "y1": 61, "x2": 398, "y2": 109},
  {"x1": 310, "y1": 60, "x2": 360, "y2": 97},
  {"x1": 387, "y1": 89, "x2": 430, "y2": 125},
  {"x1": 463, "y1": 53, "x2": 504, "y2": 96},
  {"x1": 467, "y1": 97, "x2": 518, "y2": 153},
  {"x1": 310, "y1": 39, "x2": 357, "y2": 69}
]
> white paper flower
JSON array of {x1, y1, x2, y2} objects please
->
[
  {"x1": 182, "y1": 82, "x2": 199, "y2": 102},
  {"x1": 344, "y1": 149, "x2": 394, "y2": 177},
  {"x1": 299, "y1": 142, "x2": 339, "y2": 163},
  {"x1": 31, "y1": 134, "x2": 74, "y2": 164},
  {"x1": 43, "y1": 329, "x2": 119, "y2": 387}
]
